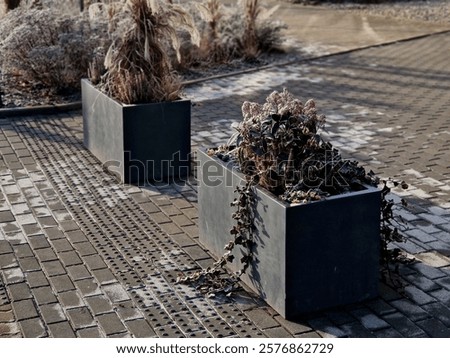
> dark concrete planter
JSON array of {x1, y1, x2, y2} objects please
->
[
  {"x1": 198, "y1": 149, "x2": 381, "y2": 319},
  {"x1": 82, "y1": 79, "x2": 191, "y2": 184}
]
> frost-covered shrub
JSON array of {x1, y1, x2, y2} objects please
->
[{"x1": 0, "y1": 7, "x2": 108, "y2": 93}]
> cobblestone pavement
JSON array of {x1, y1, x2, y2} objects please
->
[{"x1": 1, "y1": 32, "x2": 450, "y2": 338}]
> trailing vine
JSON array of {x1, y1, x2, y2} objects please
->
[
  {"x1": 177, "y1": 178, "x2": 257, "y2": 296},
  {"x1": 379, "y1": 178, "x2": 412, "y2": 287}
]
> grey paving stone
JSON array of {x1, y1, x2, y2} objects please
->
[
  {"x1": 429, "y1": 288, "x2": 450, "y2": 307},
  {"x1": 435, "y1": 276, "x2": 450, "y2": 291},
  {"x1": 125, "y1": 319, "x2": 156, "y2": 338},
  {"x1": 159, "y1": 222, "x2": 183, "y2": 235},
  {"x1": 272, "y1": 315, "x2": 313, "y2": 335},
  {"x1": 40, "y1": 303, "x2": 66, "y2": 324},
  {"x1": 422, "y1": 302, "x2": 450, "y2": 328},
  {"x1": 11, "y1": 203, "x2": 32, "y2": 215},
  {"x1": 350, "y1": 307, "x2": 390, "y2": 331},
  {"x1": 66, "y1": 307, "x2": 95, "y2": 329},
  {"x1": 404, "y1": 273, "x2": 441, "y2": 292},
  {"x1": 403, "y1": 285, "x2": 437, "y2": 305},
  {"x1": 48, "y1": 321, "x2": 76, "y2": 338},
  {"x1": 2, "y1": 31, "x2": 450, "y2": 339},
  {"x1": 0, "y1": 241, "x2": 13, "y2": 255},
  {"x1": 26, "y1": 271, "x2": 49, "y2": 288},
  {"x1": 49, "y1": 275, "x2": 75, "y2": 293},
  {"x1": 365, "y1": 299, "x2": 397, "y2": 316},
  {"x1": 182, "y1": 224, "x2": 199, "y2": 238},
  {"x1": 92, "y1": 268, "x2": 117, "y2": 285},
  {"x1": 382, "y1": 312, "x2": 427, "y2": 338},
  {"x1": 58, "y1": 250, "x2": 82, "y2": 266},
  {"x1": 295, "y1": 331, "x2": 322, "y2": 338},
  {"x1": 32, "y1": 286, "x2": 58, "y2": 305},
  {"x1": 4, "y1": 231, "x2": 27, "y2": 245},
  {"x1": 140, "y1": 201, "x2": 160, "y2": 214},
  {"x1": 171, "y1": 214, "x2": 193, "y2": 228},
  {"x1": 307, "y1": 317, "x2": 346, "y2": 338},
  {"x1": 0, "y1": 310, "x2": 15, "y2": 323},
  {"x1": 170, "y1": 233, "x2": 196, "y2": 247},
  {"x1": 97, "y1": 312, "x2": 127, "y2": 336},
  {"x1": 0, "y1": 253, "x2": 18, "y2": 269},
  {"x1": 44, "y1": 227, "x2": 65, "y2": 240},
  {"x1": 18, "y1": 257, "x2": 40, "y2": 272},
  {"x1": 74, "y1": 278, "x2": 102, "y2": 297},
  {"x1": 0, "y1": 222, "x2": 21, "y2": 233},
  {"x1": 19, "y1": 318, "x2": 46, "y2": 338},
  {"x1": 73, "y1": 241, "x2": 97, "y2": 257},
  {"x1": 58, "y1": 290, "x2": 84, "y2": 309},
  {"x1": 416, "y1": 318, "x2": 450, "y2": 338},
  {"x1": 182, "y1": 245, "x2": 211, "y2": 261},
  {"x1": 77, "y1": 326, "x2": 104, "y2": 338},
  {"x1": 103, "y1": 283, "x2": 131, "y2": 303},
  {"x1": 50, "y1": 238, "x2": 74, "y2": 253},
  {"x1": 259, "y1": 325, "x2": 290, "y2": 338},
  {"x1": 41, "y1": 260, "x2": 67, "y2": 276},
  {"x1": 34, "y1": 247, "x2": 58, "y2": 262},
  {"x1": 85, "y1": 295, "x2": 114, "y2": 316},
  {"x1": 389, "y1": 299, "x2": 431, "y2": 322},
  {"x1": 411, "y1": 262, "x2": 447, "y2": 280},
  {"x1": 374, "y1": 328, "x2": 403, "y2": 338},
  {"x1": 22, "y1": 223, "x2": 43, "y2": 236},
  {"x1": 83, "y1": 254, "x2": 108, "y2": 270},
  {"x1": 7, "y1": 282, "x2": 33, "y2": 301},
  {"x1": 15, "y1": 213, "x2": 37, "y2": 225},
  {"x1": 148, "y1": 212, "x2": 171, "y2": 224},
  {"x1": 66, "y1": 265, "x2": 91, "y2": 281},
  {"x1": 0, "y1": 211, "x2": 15, "y2": 223},
  {"x1": 60, "y1": 220, "x2": 81, "y2": 232},
  {"x1": 339, "y1": 321, "x2": 376, "y2": 338},
  {"x1": 28, "y1": 235, "x2": 51, "y2": 250},
  {"x1": 2, "y1": 267, "x2": 25, "y2": 284},
  {"x1": 13, "y1": 244, "x2": 33, "y2": 259},
  {"x1": 11, "y1": 299, "x2": 38, "y2": 321}
]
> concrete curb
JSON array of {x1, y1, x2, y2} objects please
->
[{"x1": 0, "y1": 101, "x2": 81, "y2": 119}]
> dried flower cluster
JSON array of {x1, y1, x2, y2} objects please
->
[{"x1": 218, "y1": 89, "x2": 377, "y2": 203}]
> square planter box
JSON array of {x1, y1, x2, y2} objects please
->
[
  {"x1": 82, "y1": 79, "x2": 191, "y2": 184},
  {"x1": 198, "y1": 149, "x2": 381, "y2": 319}
]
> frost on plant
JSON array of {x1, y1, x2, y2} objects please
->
[
  {"x1": 90, "y1": 0, "x2": 199, "y2": 104},
  {"x1": 179, "y1": 89, "x2": 410, "y2": 296},
  {"x1": 0, "y1": 7, "x2": 108, "y2": 94},
  {"x1": 218, "y1": 89, "x2": 376, "y2": 203},
  {"x1": 179, "y1": 0, "x2": 286, "y2": 67}
]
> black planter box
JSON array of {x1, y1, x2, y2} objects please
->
[
  {"x1": 198, "y1": 149, "x2": 381, "y2": 319},
  {"x1": 82, "y1": 79, "x2": 191, "y2": 184}
]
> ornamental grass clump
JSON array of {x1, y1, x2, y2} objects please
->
[
  {"x1": 89, "y1": 0, "x2": 199, "y2": 104},
  {"x1": 179, "y1": 0, "x2": 286, "y2": 67}
]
